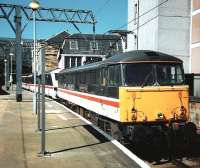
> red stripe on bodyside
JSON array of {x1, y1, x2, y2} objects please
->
[
  {"x1": 45, "y1": 85, "x2": 54, "y2": 89},
  {"x1": 59, "y1": 88, "x2": 119, "y2": 107}
]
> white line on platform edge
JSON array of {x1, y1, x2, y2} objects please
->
[
  {"x1": 57, "y1": 114, "x2": 67, "y2": 121},
  {"x1": 54, "y1": 100, "x2": 150, "y2": 168}
]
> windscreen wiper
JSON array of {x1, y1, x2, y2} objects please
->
[{"x1": 141, "y1": 71, "x2": 153, "y2": 88}]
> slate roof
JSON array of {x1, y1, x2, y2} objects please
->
[
  {"x1": 45, "y1": 31, "x2": 70, "y2": 44},
  {"x1": 65, "y1": 33, "x2": 121, "y2": 40}
]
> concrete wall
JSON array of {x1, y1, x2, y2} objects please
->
[
  {"x1": 191, "y1": 1, "x2": 200, "y2": 73},
  {"x1": 127, "y1": 0, "x2": 137, "y2": 51},
  {"x1": 158, "y1": 0, "x2": 191, "y2": 73},
  {"x1": 137, "y1": 0, "x2": 158, "y2": 50},
  {"x1": 127, "y1": 0, "x2": 191, "y2": 73},
  {"x1": 127, "y1": 0, "x2": 159, "y2": 51},
  {"x1": 190, "y1": 101, "x2": 200, "y2": 128}
]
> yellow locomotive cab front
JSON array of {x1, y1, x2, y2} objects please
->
[{"x1": 119, "y1": 85, "x2": 189, "y2": 123}]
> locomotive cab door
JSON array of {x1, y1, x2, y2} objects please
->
[{"x1": 106, "y1": 64, "x2": 121, "y2": 98}]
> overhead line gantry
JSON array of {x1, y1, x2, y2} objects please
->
[{"x1": 0, "y1": 3, "x2": 96, "y2": 101}]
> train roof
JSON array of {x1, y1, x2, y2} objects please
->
[{"x1": 59, "y1": 50, "x2": 183, "y2": 73}]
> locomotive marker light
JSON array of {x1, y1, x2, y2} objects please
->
[{"x1": 29, "y1": 0, "x2": 40, "y2": 115}]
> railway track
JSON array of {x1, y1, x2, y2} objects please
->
[
  {"x1": 148, "y1": 158, "x2": 200, "y2": 168},
  {"x1": 172, "y1": 159, "x2": 192, "y2": 168}
]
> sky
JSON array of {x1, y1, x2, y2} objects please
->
[{"x1": 0, "y1": 0, "x2": 128, "y2": 40}]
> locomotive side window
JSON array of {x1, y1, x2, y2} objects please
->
[
  {"x1": 108, "y1": 64, "x2": 121, "y2": 86},
  {"x1": 157, "y1": 64, "x2": 184, "y2": 85},
  {"x1": 108, "y1": 66, "x2": 115, "y2": 86},
  {"x1": 100, "y1": 68, "x2": 107, "y2": 86}
]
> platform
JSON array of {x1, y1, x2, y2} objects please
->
[{"x1": 0, "y1": 89, "x2": 149, "y2": 168}]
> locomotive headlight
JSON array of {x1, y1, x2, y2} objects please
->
[{"x1": 157, "y1": 112, "x2": 164, "y2": 119}]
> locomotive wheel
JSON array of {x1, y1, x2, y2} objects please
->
[
  {"x1": 184, "y1": 122, "x2": 197, "y2": 137},
  {"x1": 131, "y1": 125, "x2": 167, "y2": 162},
  {"x1": 184, "y1": 122, "x2": 197, "y2": 156}
]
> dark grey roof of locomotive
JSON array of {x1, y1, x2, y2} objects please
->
[{"x1": 59, "y1": 50, "x2": 182, "y2": 74}]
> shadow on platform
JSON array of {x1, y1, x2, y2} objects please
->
[
  {"x1": 49, "y1": 142, "x2": 106, "y2": 155},
  {"x1": 46, "y1": 124, "x2": 86, "y2": 131},
  {"x1": 0, "y1": 85, "x2": 9, "y2": 95},
  {"x1": 48, "y1": 124, "x2": 110, "y2": 155}
]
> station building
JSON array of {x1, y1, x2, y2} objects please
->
[
  {"x1": 191, "y1": 0, "x2": 200, "y2": 73},
  {"x1": 57, "y1": 33, "x2": 123, "y2": 69}
]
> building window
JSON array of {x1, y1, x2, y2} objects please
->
[
  {"x1": 64, "y1": 57, "x2": 70, "y2": 68},
  {"x1": 77, "y1": 57, "x2": 82, "y2": 66},
  {"x1": 134, "y1": 3, "x2": 138, "y2": 25},
  {"x1": 70, "y1": 40, "x2": 78, "y2": 50},
  {"x1": 90, "y1": 41, "x2": 98, "y2": 50},
  {"x1": 71, "y1": 57, "x2": 76, "y2": 67}
]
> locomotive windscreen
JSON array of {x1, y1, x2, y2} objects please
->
[{"x1": 123, "y1": 63, "x2": 184, "y2": 87}]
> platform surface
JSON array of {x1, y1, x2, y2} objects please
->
[{"x1": 0, "y1": 90, "x2": 147, "y2": 168}]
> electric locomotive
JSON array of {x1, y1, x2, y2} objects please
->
[
  {"x1": 56, "y1": 50, "x2": 192, "y2": 159},
  {"x1": 57, "y1": 50, "x2": 188, "y2": 124}
]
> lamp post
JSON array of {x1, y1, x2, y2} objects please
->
[
  {"x1": 9, "y1": 53, "x2": 14, "y2": 91},
  {"x1": 29, "y1": 0, "x2": 40, "y2": 114}
]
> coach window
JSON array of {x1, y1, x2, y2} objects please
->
[
  {"x1": 81, "y1": 72, "x2": 86, "y2": 84},
  {"x1": 90, "y1": 71, "x2": 96, "y2": 84},
  {"x1": 86, "y1": 71, "x2": 90, "y2": 84},
  {"x1": 48, "y1": 75, "x2": 53, "y2": 85},
  {"x1": 72, "y1": 73, "x2": 76, "y2": 84}
]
